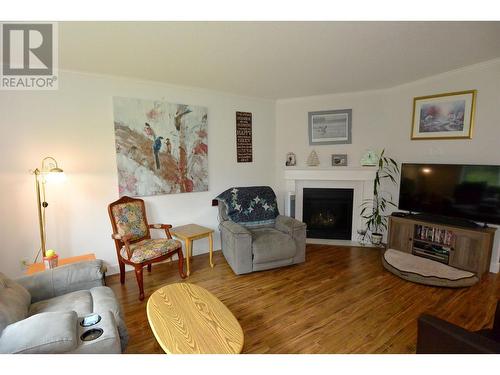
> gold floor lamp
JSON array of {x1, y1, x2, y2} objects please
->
[{"x1": 31, "y1": 157, "x2": 65, "y2": 258}]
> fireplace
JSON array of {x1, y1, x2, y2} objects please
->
[{"x1": 303, "y1": 188, "x2": 354, "y2": 240}]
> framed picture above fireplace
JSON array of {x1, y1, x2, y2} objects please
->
[{"x1": 308, "y1": 109, "x2": 352, "y2": 145}]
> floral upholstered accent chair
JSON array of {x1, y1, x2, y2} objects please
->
[{"x1": 108, "y1": 196, "x2": 186, "y2": 300}]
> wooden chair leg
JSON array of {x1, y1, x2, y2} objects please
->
[
  {"x1": 147, "y1": 264, "x2": 152, "y2": 273},
  {"x1": 177, "y1": 249, "x2": 186, "y2": 279},
  {"x1": 134, "y1": 266, "x2": 145, "y2": 301},
  {"x1": 119, "y1": 260, "x2": 125, "y2": 284}
]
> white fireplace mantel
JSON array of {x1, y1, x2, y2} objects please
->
[
  {"x1": 284, "y1": 167, "x2": 377, "y2": 244},
  {"x1": 284, "y1": 167, "x2": 377, "y2": 182}
]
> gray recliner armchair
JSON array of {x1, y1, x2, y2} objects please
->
[
  {"x1": 216, "y1": 186, "x2": 306, "y2": 275},
  {"x1": 0, "y1": 260, "x2": 128, "y2": 354}
]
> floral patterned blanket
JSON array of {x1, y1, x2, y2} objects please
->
[{"x1": 215, "y1": 186, "x2": 279, "y2": 226}]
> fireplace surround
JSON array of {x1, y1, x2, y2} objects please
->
[{"x1": 284, "y1": 168, "x2": 377, "y2": 243}]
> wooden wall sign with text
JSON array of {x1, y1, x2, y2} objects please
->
[{"x1": 236, "y1": 111, "x2": 253, "y2": 163}]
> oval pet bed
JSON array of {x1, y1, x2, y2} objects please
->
[{"x1": 382, "y1": 248, "x2": 479, "y2": 288}]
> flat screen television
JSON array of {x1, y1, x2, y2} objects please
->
[{"x1": 398, "y1": 163, "x2": 500, "y2": 225}]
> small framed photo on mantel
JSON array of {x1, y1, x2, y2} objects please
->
[
  {"x1": 332, "y1": 154, "x2": 348, "y2": 166},
  {"x1": 308, "y1": 109, "x2": 352, "y2": 145},
  {"x1": 411, "y1": 90, "x2": 476, "y2": 140}
]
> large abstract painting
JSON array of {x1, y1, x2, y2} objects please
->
[{"x1": 112, "y1": 97, "x2": 208, "y2": 196}]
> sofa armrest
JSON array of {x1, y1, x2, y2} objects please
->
[
  {"x1": 275, "y1": 215, "x2": 307, "y2": 264},
  {"x1": 16, "y1": 260, "x2": 106, "y2": 303},
  {"x1": 417, "y1": 314, "x2": 500, "y2": 354},
  {"x1": 90, "y1": 286, "x2": 129, "y2": 352},
  {"x1": 220, "y1": 220, "x2": 251, "y2": 235},
  {"x1": 492, "y1": 301, "x2": 500, "y2": 340},
  {"x1": 0, "y1": 311, "x2": 78, "y2": 354},
  {"x1": 275, "y1": 215, "x2": 306, "y2": 236},
  {"x1": 219, "y1": 220, "x2": 253, "y2": 275}
]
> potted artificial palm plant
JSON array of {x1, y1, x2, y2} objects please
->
[{"x1": 360, "y1": 149, "x2": 399, "y2": 245}]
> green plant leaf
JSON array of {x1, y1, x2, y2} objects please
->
[{"x1": 359, "y1": 149, "x2": 399, "y2": 236}]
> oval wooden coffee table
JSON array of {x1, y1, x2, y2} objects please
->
[{"x1": 147, "y1": 283, "x2": 244, "y2": 354}]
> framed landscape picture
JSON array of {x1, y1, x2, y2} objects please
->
[
  {"x1": 308, "y1": 109, "x2": 352, "y2": 145},
  {"x1": 411, "y1": 90, "x2": 476, "y2": 140}
]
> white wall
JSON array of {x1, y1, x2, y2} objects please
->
[
  {"x1": 1, "y1": 58, "x2": 499, "y2": 278},
  {"x1": 275, "y1": 59, "x2": 500, "y2": 273},
  {"x1": 0, "y1": 70, "x2": 276, "y2": 278}
]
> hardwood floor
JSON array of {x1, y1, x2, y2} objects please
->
[{"x1": 106, "y1": 244, "x2": 500, "y2": 354}]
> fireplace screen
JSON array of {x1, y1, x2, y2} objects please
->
[{"x1": 303, "y1": 188, "x2": 354, "y2": 240}]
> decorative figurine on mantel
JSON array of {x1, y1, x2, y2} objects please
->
[
  {"x1": 285, "y1": 152, "x2": 297, "y2": 166},
  {"x1": 360, "y1": 150, "x2": 379, "y2": 166},
  {"x1": 307, "y1": 150, "x2": 320, "y2": 167}
]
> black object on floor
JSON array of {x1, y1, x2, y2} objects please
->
[{"x1": 416, "y1": 300, "x2": 500, "y2": 354}]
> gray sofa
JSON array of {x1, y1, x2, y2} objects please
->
[
  {"x1": 0, "y1": 260, "x2": 128, "y2": 354},
  {"x1": 218, "y1": 204, "x2": 307, "y2": 275}
]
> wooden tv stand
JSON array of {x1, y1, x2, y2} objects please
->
[{"x1": 387, "y1": 215, "x2": 496, "y2": 276}]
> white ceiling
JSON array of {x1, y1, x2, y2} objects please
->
[{"x1": 59, "y1": 22, "x2": 500, "y2": 99}]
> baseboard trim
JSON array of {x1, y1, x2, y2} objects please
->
[
  {"x1": 105, "y1": 257, "x2": 176, "y2": 276},
  {"x1": 306, "y1": 238, "x2": 379, "y2": 248},
  {"x1": 103, "y1": 248, "x2": 497, "y2": 275},
  {"x1": 105, "y1": 264, "x2": 119, "y2": 276},
  {"x1": 103, "y1": 249, "x2": 216, "y2": 276},
  {"x1": 489, "y1": 262, "x2": 499, "y2": 274}
]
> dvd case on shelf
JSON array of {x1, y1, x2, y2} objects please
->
[{"x1": 415, "y1": 224, "x2": 454, "y2": 246}]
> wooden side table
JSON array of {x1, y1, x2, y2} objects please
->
[
  {"x1": 26, "y1": 253, "x2": 96, "y2": 275},
  {"x1": 170, "y1": 224, "x2": 214, "y2": 276}
]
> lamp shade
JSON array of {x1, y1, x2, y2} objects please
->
[
  {"x1": 44, "y1": 167, "x2": 66, "y2": 183},
  {"x1": 39, "y1": 157, "x2": 65, "y2": 183}
]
